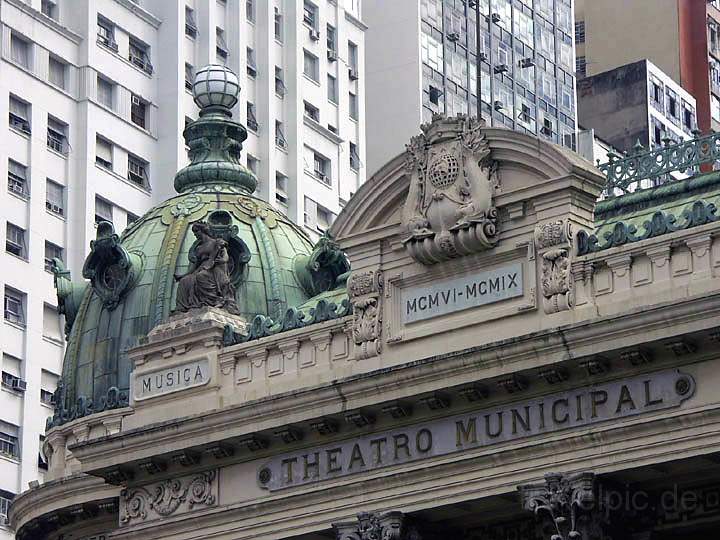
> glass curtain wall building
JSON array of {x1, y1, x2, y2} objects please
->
[{"x1": 419, "y1": 0, "x2": 576, "y2": 146}]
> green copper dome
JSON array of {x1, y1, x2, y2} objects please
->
[{"x1": 48, "y1": 66, "x2": 349, "y2": 427}]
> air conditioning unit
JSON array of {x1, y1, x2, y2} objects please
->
[
  {"x1": 447, "y1": 32, "x2": 460, "y2": 42},
  {"x1": 491, "y1": 13, "x2": 501, "y2": 23},
  {"x1": 12, "y1": 378, "x2": 27, "y2": 392},
  {"x1": 327, "y1": 49, "x2": 337, "y2": 61},
  {"x1": 520, "y1": 57, "x2": 535, "y2": 68},
  {"x1": 309, "y1": 28, "x2": 320, "y2": 41},
  {"x1": 46, "y1": 202, "x2": 63, "y2": 215},
  {"x1": 131, "y1": 95, "x2": 142, "y2": 106},
  {"x1": 348, "y1": 68, "x2": 359, "y2": 81},
  {"x1": 493, "y1": 100, "x2": 504, "y2": 111},
  {"x1": 493, "y1": 64, "x2": 509, "y2": 74}
]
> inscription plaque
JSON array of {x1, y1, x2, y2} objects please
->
[
  {"x1": 258, "y1": 370, "x2": 694, "y2": 491},
  {"x1": 132, "y1": 358, "x2": 210, "y2": 401},
  {"x1": 401, "y1": 262, "x2": 523, "y2": 323}
]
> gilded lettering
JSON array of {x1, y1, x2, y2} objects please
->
[
  {"x1": 456, "y1": 418, "x2": 477, "y2": 447},
  {"x1": 511, "y1": 406, "x2": 531, "y2": 434},
  {"x1": 590, "y1": 390, "x2": 608, "y2": 418},
  {"x1": 552, "y1": 399, "x2": 569, "y2": 424},
  {"x1": 616, "y1": 385, "x2": 636, "y2": 413}
]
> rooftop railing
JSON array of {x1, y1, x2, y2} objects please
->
[{"x1": 600, "y1": 130, "x2": 719, "y2": 197}]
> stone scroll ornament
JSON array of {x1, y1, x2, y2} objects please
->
[
  {"x1": 175, "y1": 216, "x2": 249, "y2": 315},
  {"x1": 333, "y1": 511, "x2": 422, "y2": 540},
  {"x1": 401, "y1": 114, "x2": 499, "y2": 265},
  {"x1": 519, "y1": 472, "x2": 601, "y2": 540},
  {"x1": 348, "y1": 270, "x2": 383, "y2": 360},
  {"x1": 535, "y1": 219, "x2": 574, "y2": 314}
]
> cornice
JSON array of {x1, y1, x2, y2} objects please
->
[
  {"x1": 303, "y1": 115, "x2": 344, "y2": 144},
  {"x1": 3, "y1": 0, "x2": 83, "y2": 44},
  {"x1": 68, "y1": 290, "x2": 720, "y2": 471},
  {"x1": 111, "y1": 0, "x2": 162, "y2": 28},
  {"x1": 344, "y1": 10, "x2": 368, "y2": 31}
]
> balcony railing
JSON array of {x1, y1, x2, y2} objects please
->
[{"x1": 600, "y1": 131, "x2": 717, "y2": 197}]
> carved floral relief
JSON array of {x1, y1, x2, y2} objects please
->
[{"x1": 348, "y1": 270, "x2": 384, "y2": 359}]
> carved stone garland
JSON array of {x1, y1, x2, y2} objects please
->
[
  {"x1": 334, "y1": 511, "x2": 422, "y2": 540},
  {"x1": 348, "y1": 270, "x2": 384, "y2": 360},
  {"x1": 534, "y1": 219, "x2": 574, "y2": 314},
  {"x1": 119, "y1": 470, "x2": 217, "y2": 526},
  {"x1": 401, "y1": 114, "x2": 499, "y2": 265}
]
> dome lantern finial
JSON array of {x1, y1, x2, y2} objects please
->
[
  {"x1": 192, "y1": 64, "x2": 240, "y2": 116},
  {"x1": 174, "y1": 64, "x2": 257, "y2": 194}
]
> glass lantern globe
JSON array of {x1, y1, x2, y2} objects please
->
[{"x1": 192, "y1": 64, "x2": 240, "y2": 110}]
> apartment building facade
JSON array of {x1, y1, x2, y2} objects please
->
[
  {"x1": 578, "y1": 59, "x2": 697, "y2": 155},
  {"x1": 364, "y1": 0, "x2": 577, "y2": 176},
  {"x1": 576, "y1": 0, "x2": 719, "y2": 134},
  {"x1": 0, "y1": 0, "x2": 365, "y2": 536}
]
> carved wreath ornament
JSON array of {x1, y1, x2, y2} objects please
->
[
  {"x1": 401, "y1": 114, "x2": 499, "y2": 264},
  {"x1": 120, "y1": 470, "x2": 217, "y2": 525}
]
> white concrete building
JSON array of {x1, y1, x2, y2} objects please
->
[{"x1": 0, "y1": 0, "x2": 365, "y2": 536}]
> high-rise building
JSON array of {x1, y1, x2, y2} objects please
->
[
  {"x1": 576, "y1": 0, "x2": 719, "y2": 134},
  {"x1": 0, "y1": 0, "x2": 365, "y2": 535},
  {"x1": 578, "y1": 59, "x2": 697, "y2": 154},
  {"x1": 364, "y1": 0, "x2": 577, "y2": 176}
]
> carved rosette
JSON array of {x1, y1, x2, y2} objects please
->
[
  {"x1": 334, "y1": 511, "x2": 420, "y2": 540},
  {"x1": 401, "y1": 114, "x2": 499, "y2": 265},
  {"x1": 347, "y1": 270, "x2": 384, "y2": 359},
  {"x1": 534, "y1": 219, "x2": 574, "y2": 314},
  {"x1": 119, "y1": 470, "x2": 217, "y2": 526},
  {"x1": 519, "y1": 472, "x2": 597, "y2": 540}
]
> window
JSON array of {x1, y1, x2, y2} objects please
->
[
  {"x1": 275, "y1": 121, "x2": 287, "y2": 149},
  {"x1": 574, "y1": 21, "x2": 585, "y2": 44},
  {"x1": 429, "y1": 85, "x2": 442, "y2": 106},
  {"x1": 349, "y1": 92, "x2": 358, "y2": 121},
  {"x1": 349, "y1": 142, "x2": 361, "y2": 170},
  {"x1": 131, "y1": 94, "x2": 147, "y2": 128},
  {"x1": 128, "y1": 154, "x2": 149, "y2": 188},
  {"x1": 541, "y1": 116, "x2": 554, "y2": 136},
  {"x1": 95, "y1": 197, "x2": 113, "y2": 224},
  {"x1": 575, "y1": 56, "x2": 587, "y2": 78},
  {"x1": 666, "y1": 88, "x2": 679, "y2": 121},
  {"x1": 42, "y1": 0, "x2": 57, "y2": 20},
  {"x1": 0, "y1": 489, "x2": 13, "y2": 521},
  {"x1": 313, "y1": 151, "x2": 330, "y2": 184},
  {"x1": 127, "y1": 212, "x2": 139, "y2": 226},
  {"x1": 6, "y1": 224, "x2": 27, "y2": 259},
  {"x1": 0, "y1": 426, "x2": 19, "y2": 459},
  {"x1": 348, "y1": 41, "x2": 359, "y2": 78},
  {"x1": 216, "y1": 28, "x2": 228, "y2": 62},
  {"x1": 96, "y1": 136, "x2": 113, "y2": 170},
  {"x1": 44, "y1": 242, "x2": 63, "y2": 272},
  {"x1": 327, "y1": 74, "x2": 338, "y2": 103},
  {"x1": 246, "y1": 0, "x2": 255, "y2": 22},
  {"x1": 39, "y1": 435, "x2": 49, "y2": 469},
  {"x1": 9, "y1": 95, "x2": 31, "y2": 134},
  {"x1": 246, "y1": 102, "x2": 259, "y2": 132},
  {"x1": 327, "y1": 24, "x2": 337, "y2": 52},
  {"x1": 4, "y1": 288, "x2": 25, "y2": 326},
  {"x1": 303, "y1": 1, "x2": 318, "y2": 29},
  {"x1": 185, "y1": 7, "x2": 197, "y2": 38},
  {"x1": 304, "y1": 101, "x2": 320, "y2": 122},
  {"x1": 316, "y1": 204, "x2": 335, "y2": 232},
  {"x1": 247, "y1": 47, "x2": 257, "y2": 77},
  {"x1": 275, "y1": 172, "x2": 288, "y2": 207},
  {"x1": 129, "y1": 38, "x2": 153, "y2": 74},
  {"x1": 97, "y1": 76, "x2": 113, "y2": 108},
  {"x1": 185, "y1": 63, "x2": 195, "y2": 91},
  {"x1": 303, "y1": 50, "x2": 319, "y2": 82},
  {"x1": 274, "y1": 7, "x2": 283, "y2": 41},
  {"x1": 97, "y1": 17, "x2": 117, "y2": 51},
  {"x1": 683, "y1": 102, "x2": 696, "y2": 131},
  {"x1": 8, "y1": 159, "x2": 28, "y2": 198},
  {"x1": 247, "y1": 155, "x2": 259, "y2": 175},
  {"x1": 48, "y1": 56, "x2": 66, "y2": 89},
  {"x1": 47, "y1": 116, "x2": 68, "y2": 154},
  {"x1": 46, "y1": 180, "x2": 64, "y2": 216},
  {"x1": 275, "y1": 67, "x2": 286, "y2": 96},
  {"x1": 304, "y1": 197, "x2": 317, "y2": 227},
  {"x1": 11, "y1": 33, "x2": 30, "y2": 68}
]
